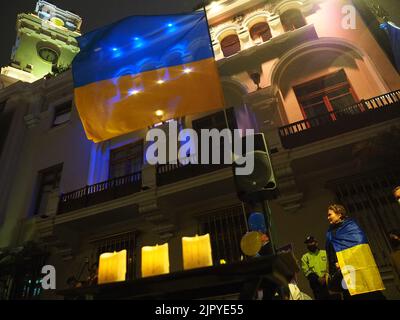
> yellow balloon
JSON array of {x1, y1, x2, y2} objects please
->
[{"x1": 240, "y1": 231, "x2": 262, "y2": 256}]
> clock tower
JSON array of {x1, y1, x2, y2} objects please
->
[{"x1": 1, "y1": 1, "x2": 82, "y2": 82}]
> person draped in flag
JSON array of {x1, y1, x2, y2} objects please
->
[{"x1": 325, "y1": 204, "x2": 386, "y2": 300}]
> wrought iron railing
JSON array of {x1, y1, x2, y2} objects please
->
[
  {"x1": 278, "y1": 90, "x2": 400, "y2": 148},
  {"x1": 58, "y1": 171, "x2": 142, "y2": 214},
  {"x1": 156, "y1": 153, "x2": 230, "y2": 186}
]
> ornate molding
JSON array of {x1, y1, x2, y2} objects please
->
[{"x1": 23, "y1": 113, "x2": 40, "y2": 128}]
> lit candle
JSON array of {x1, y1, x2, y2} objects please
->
[
  {"x1": 182, "y1": 234, "x2": 213, "y2": 270},
  {"x1": 98, "y1": 250, "x2": 127, "y2": 284},
  {"x1": 141, "y1": 243, "x2": 170, "y2": 277}
]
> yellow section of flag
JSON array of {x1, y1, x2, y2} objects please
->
[
  {"x1": 337, "y1": 243, "x2": 385, "y2": 296},
  {"x1": 74, "y1": 58, "x2": 224, "y2": 143}
]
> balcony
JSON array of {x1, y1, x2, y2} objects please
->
[
  {"x1": 58, "y1": 171, "x2": 142, "y2": 214},
  {"x1": 278, "y1": 90, "x2": 400, "y2": 149},
  {"x1": 156, "y1": 154, "x2": 230, "y2": 187}
]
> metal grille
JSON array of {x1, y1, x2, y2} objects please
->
[
  {"x1": 329, "y1": 169, "x2": 400, "y2": 269},
  {"x1": 198, "y1": 205, "x2": 248, "y2": 265},
  {"x1": 90, "y1": 231, "x2": 137, "y2": 280}
]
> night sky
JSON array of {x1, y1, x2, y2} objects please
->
[
  {"x1": 1, "y1": 0, "x2": 399, "y2": 69},
  {"x1": 0, "y1": 0, "x2": 204, "y2": 68}
]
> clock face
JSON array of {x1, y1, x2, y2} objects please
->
[{"x1": 38, "y1": 47, "x2": 59, "y2": 64}]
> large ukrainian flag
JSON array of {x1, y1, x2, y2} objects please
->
[
  {"x1": 326, "y1": 218, "x2": 385, "y2": 296},
  {"x1": 72, "y1": 11, "x2": 224, "y2": 143},
  {"x1": 386, "y1": 22, "x2": 400, "y2": 71}
]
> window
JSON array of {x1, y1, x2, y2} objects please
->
[
  {"x1": 109, "y1": 141, "x2": 143, "y2": 179},
  {"x1": 35, "y1": 164, "x2": 62, "y2": 217},
  {"x1": 250, "y1": 22, "x2": 272, "y2": 43},
  {"x1": 91, "y1": 231, "x2": 137, "y2": 281},
  {"x1": 52, "y1": 101, "x2": 72, "y2": 127},
  {"x1": 192, "y1": 108, "x2": 236, "y2": 132},
  {"x1": 192, "y1": 108, "x2": 236, "y2": 162},
  {"x1": 198, "y1": 205, "x2": 247, "y2": 265},
  {"x1": 220, "y1": 34, "x2": 241, "y2": 57},
  {"x1": 280, "y1": 9, "x2": 307, "y2": 32},
  {"x1": 293, "y1": 70, "x2": 358, "y2": 123}
]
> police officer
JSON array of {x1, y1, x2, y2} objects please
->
[{"x1": 301, "y1": 236, "x2": 331, "y2": 300}]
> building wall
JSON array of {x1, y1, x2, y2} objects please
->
[
  {"x1": 211, "y1": 0, "x2": 400, "y2": 126},
  {"x1": 0, "y1": 76, "x2": 93, "y2": 248},
  {"x1": 307, "y1": 0, "x2": 399, "y2": 91}
]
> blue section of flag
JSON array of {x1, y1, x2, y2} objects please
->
[
  {"x1": 326, "y1": 218, "x2": 368, "y2": 253},
  {"x1": 72, "y1": 11, "x2": 213, "y2": 88}
]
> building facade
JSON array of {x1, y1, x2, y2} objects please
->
[{"x1": 0, "y1": 0, "x2": 400, "y2": 299}]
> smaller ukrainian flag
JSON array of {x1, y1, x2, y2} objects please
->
[
  {"x1": 327, "y1": 218, "x2": 385, "y2": 296},
  {"x1": 72, "y1": 11, "x2": 224, "y2": 143}
]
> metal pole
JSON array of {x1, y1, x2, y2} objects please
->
[{"x1": 261, "y1": 200, "x2": 276, "y2": 255}]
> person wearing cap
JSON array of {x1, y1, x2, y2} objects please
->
[{"x1": 301, "y1": 236, "x2": 330, "y2": 300}]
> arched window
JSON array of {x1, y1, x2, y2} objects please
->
[
  {"x1": 220, "y1": 34, "x2": 241, "y2": 57},
  {"x1": 280, "y1": 9, "x2": 307, "y2": 32},
  {"x1": 250, "y1": 22, "x2": 272, "y2": 43}
]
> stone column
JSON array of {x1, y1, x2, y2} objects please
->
[{"x1": 0, "y1": 85, "x2": 31, "y2": 245}]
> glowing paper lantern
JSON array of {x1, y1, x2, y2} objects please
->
[
  {"x1": 240, "y1": 231, "x2": 262, "y2": 256},
  {"x1": 98, "y1": 250, "x2": 127, "y2": 284},
  {"x1": 182, "y1": 234, "x2": 213, "y2": 270},
  {"x1": 141, "y1": 243, "x2": 170, "y2": 277}
]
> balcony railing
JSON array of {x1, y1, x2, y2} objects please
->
[
  {"x1": 156, "y1": 154, "x2": 230, "y2": 187},
  {"x1": 58, "y1": 171, "x2": 142, "y2": 214},
  {"x1": 278, "y1": 90, "x2": 400, "y2": 149}
]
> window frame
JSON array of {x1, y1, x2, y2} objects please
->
[
  {"x1": 293, "y1": 69, "x2": 359, "y2": 124},
  {"x1": 34, "y1": 163, "x2": 63, "y2": 216},
  {"x1": 220, "y1": 34, "x2": 241, "y2": 58},
  {"x1": 250, "y1": 22, "x2": 272, "y2": 43},
  {"x1": 191, "y1": 108, "x2": 237, "y2": 162},
  {"x1": 52, "y1": 101, "x2": 72, "y2": 127},
  {"x1": 91, "y1": 231, "x2": 137, "y2": 281},
  {"x1": 108, "y1": 140, "x2": 144, "y2": 179},
  {"x1": 198, "y1": 205, "x2": 248, "y2": 265},
  {"x1": 192, "y1": 107, "x2": 236, "y2": 132},
  {"x1": 280, "y1": 9, "x2": 307, "y2": 32}
]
